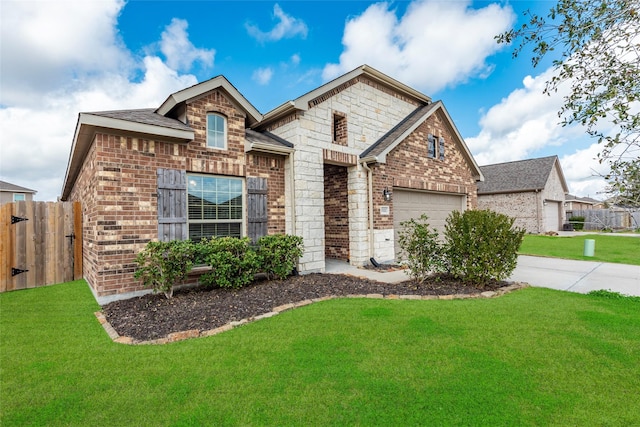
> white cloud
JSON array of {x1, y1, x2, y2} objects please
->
[
  {"x1": 246, "y1": 4, "x2": 308, "y2": 43},
  {"x1": 252, "y1": 67, "x2": 274, "y2": 85},
  {"x1": 323, "y1": 0, "x2": 515, "y2": 93},
  {"x1": 466, "y1": 68, "x2": 611, "y2": 198},
  {"x1": 0, "y1": 0, "x2": 131, "y2": 106},
  {"x1": 0, "y1": 1, "x2": 208, "y2": 201},
  {"x1": 160, "y1": 18, "x2": 215, "y2": 72}
]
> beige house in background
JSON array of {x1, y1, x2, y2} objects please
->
[
  {"x1": 0, "y1": 180, "x2": 37, "y2": 204},
  {"x1": 477, "y1": 156, "x2": 568, "y2": 233}
]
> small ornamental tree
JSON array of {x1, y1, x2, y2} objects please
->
[
  {"x1": 398, "y1": 214, "x2": 446, "y2": 283},
  {"x1": 444, "y1": 209, "x2": 525, "y2": 287},
  {"x1": 133, "y1": 240, "x2": 195, "y2": 298},
  {"x1": 256, "y1": 234, "x2": 304, "y2": 280}
]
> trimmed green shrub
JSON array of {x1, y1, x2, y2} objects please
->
[
  {"x1": 570, "y1": 216, "x2": 585, "y2": 231},
  {"x1": 398, "y1": 214, "x2": 446, "y2": 283},
  {"x1": 199, "y1": 237, "x2": 260, "y2": 289},
  {"x1": 256, "y1": 234, "x2": 304, "y2": 280},
  {"x1": 444, "y1": 209, "x2": 525, "y2": 287},
  {"x1": 133, "y1": 240, "x2": 195, "y2": 298}
]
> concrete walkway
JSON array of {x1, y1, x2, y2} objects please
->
[{"x1": 325, "y1": 256, "x2": 640, "y2": 297}]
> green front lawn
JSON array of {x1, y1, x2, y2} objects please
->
[
  {"x1": 2, "y1": 280, "x2": 640, "y2": 425},
  {"x1": 520, "y1": 234, "x2": 640, "y2": 265}
]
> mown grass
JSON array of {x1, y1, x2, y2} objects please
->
[
  {"x1": 520, "y1": 234, "x2": 640, "y2": 265},
  {"x1": 2, "y1": 280, "x2": 640, "y2": 426}
]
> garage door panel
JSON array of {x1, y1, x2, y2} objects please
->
[
  {"x1": 544, "y1": 201, "x2": 560, "y2": 232},
  {"x1": 393, "y1": 189, "x2": 465, "y2": 260}
]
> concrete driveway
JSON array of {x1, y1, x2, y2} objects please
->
[
  {"x1": 326, "y1": 256, "x2": 640, "y2": 297},
  {"x1": 509, "y1": 255, "x2": 640, "y2": 297}
]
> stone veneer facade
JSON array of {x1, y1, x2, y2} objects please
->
[
  {"x1": 265, "y1": 78, "x2": 478, "y2": 270},
  {"x1": 68, "y1": 89, "x2": 287, "y2": 298}
]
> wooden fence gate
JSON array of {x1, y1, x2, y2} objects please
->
[{"x1": 0, "y1": 201, "x2": 82, "y2": 292}]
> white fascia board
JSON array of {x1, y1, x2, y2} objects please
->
[
  {"x1": 373, "y1": 102, "x2": 440, "y2": 164},
  {"x1": 245, "y1": 141, "x2": 294, "y2": 155},
  {"x1": 437, "y1": 104, "x2": 484, "y2": 182},
  {"x1": 80, "y1": 113, "x2": 194, "y2": 140},
  {"x1": 292, "y1": 65, "x2": 431, "y2": 110},
  {"x1": 259, "y1": 101, "x2": 297, "y2": 125},
  {"x1": 156, "y1": 76, "x2": 262, "y2": 123}
]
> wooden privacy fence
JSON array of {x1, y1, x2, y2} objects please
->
[
  {"x1": 0, "y1": 201, "x2": 82, "y2": 292},
  {"x1": 568, "y1": 209, "x2": 633, "y2": 231}
]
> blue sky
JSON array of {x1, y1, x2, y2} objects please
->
[{"x1": 1, "y1": 0, "x2": 610, "y2": 201}]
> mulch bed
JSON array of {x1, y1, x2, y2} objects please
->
[{"x1": 102, "y1": 273, "x2": 505, "y2": 342}]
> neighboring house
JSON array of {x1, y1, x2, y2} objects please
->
[
  {"x1": 565, "y1": 194, "x2": 600, "y2": 222},
  {"x1": 565, "y1": 194, "x2": 599, "y2": 211},
  {"x1": 0, "y1": 180, "x2": 36, "y2": 204},
  {"x1": 477, "y1": 156, "x2": 568, "y2": 233},
  {"x1": 61, "y1": 65, "x2": 483, "y2": 299}
]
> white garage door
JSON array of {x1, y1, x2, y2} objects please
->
[
  {"x1": 544, "y1": 201, "x2": 560, "y2": 232},
  {"x1": 393, "y1": 189, "x2": 465, "y2": 260}
]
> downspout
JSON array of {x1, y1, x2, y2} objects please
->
[
  {"x1": 289, "y1": 151, "x2": 297, "y2": 236},
  {"x1": 535, "y1": 189, "x2": 541, "y2": 233},
  {"x1": 361, "y1": 161, "x2": 374, "y2": 260}
]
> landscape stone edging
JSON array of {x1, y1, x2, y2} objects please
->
[{"x1": 95, "y1": 282, "x2": 530, "y2": 345}]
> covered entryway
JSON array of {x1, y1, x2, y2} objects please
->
[
  {"x1": 544, "y1": 201, "x2": 561, "y2": 232},
  {"x1": 324, "y1": 164, "x2": 350, "y2": 260},
  {"x1": 393, "y1": 189, "x2": 465, "y2": 260}
]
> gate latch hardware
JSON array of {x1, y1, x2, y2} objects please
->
[
  {"x1": 11, "y1": 268, "x2": 29, "y2": 276},
  {"x1": 11, "y1": 215, "x2": 28, "y2": 224}
]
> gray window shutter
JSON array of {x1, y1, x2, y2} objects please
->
[
  {"x1": 247, "y1": 177, "x2": 267, "y2": 243},
  {"x1": 157, "y1": 168, "x2": 187, "y2": 241},
  {"x1": 427, "y1": 134, "x2": 436, "y2": 158},
  {"x1": 439, "y1": 137, "x2": 445, "y2": 160}
]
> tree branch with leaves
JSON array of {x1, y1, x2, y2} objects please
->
[{"x1": 497, "y1": 0, "x2": 640, "y2": 207}]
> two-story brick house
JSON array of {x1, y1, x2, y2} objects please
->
[{"x1": 62, "y1": 65, "x2": 483, "y2": 300}]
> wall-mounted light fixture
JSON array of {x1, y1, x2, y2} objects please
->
[
  {"x1": 543, "y1": 199, "x2": 548, "y2": 206},
  {"x1": 383, "y1": 187, "x2": 392, "y2": 202}
]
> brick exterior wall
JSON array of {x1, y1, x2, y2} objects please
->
[
  {"x1": 68, "y1": 89, "x2": 287, "y2": 298},
  {"x1": 478, "y1": 162, "x2": 567, "y2": 234},
  {"x1": 323, "y1": 164, "x2": 349, "y2": 259},
  {"x1": 246, "y1": 153, "x2": 287, "y2": 235},
  {"x1": 370, "y1": 110, "x2": 478, "y2": 230},
  {"x1": 478, "y1": 192, "x2": 540, "y2": 233}
]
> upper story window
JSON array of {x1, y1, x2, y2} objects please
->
[
  {"x1": 207, "y1": 113, "x2": 227, "y2": 149},
  {"x1": 13, "y1": 193, "x2": 25, "y2": 201},
  {"x1": 427, "y1": 134, "x2": 445, "y2": 160},
  {"x1": 332, "y1": 112, "x2": 348, "y2": 146}
]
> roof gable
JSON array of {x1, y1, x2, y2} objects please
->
[
  {"x1": 156, "y1": 75, "x2": 262, "y2": 126},
  {"x1": 0, "y1": 180, "x2": 36, "y2": 194},
  {"x1": 258, "y1": 65, "x2": 431, "y2": 128},
  {"x1": 477, "y1": 155, "x2": 568, "y2": 195},
  {"x1": 360, "y1": 101, "x2": 483, "y2": 181}
]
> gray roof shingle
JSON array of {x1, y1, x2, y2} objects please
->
[
  {"x1": 360, "y1": 103, "x2": 439, "y2": 159},
  {"x1": 0, "y1": 180, "x2": 36, "y2": 193},
  {"x1": 245, "y1": 129, "x2": 294, "y2": 148},
  {"x1": 89, "y1": 108, "x2": 192, "y2": 131},
  {"x1": 477, "y1": 155, "x2": 559, "y2": 194}
]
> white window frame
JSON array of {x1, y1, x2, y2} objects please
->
[
  {"x1": 187, "y1": 174, "x2": 244, "y2": 241},
  {"x1": 206, "y1": 113, "x2": 227, "y2": 150},
  {"x1": 13, "y1": 193, "x2": 25, "y2": 201}
]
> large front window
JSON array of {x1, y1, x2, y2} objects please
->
[
  {"x1": 188, "y1": 175, "x2": 243, "y2": 241},
  {"x1": 207, "y1": 113, "x2": 227, "y2": 149}
]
